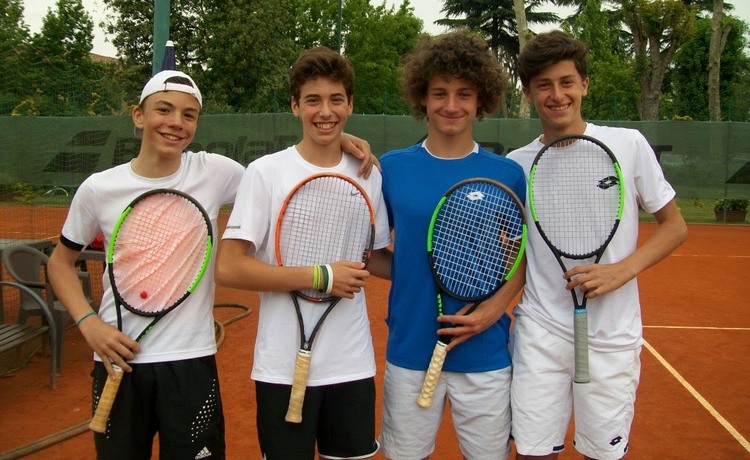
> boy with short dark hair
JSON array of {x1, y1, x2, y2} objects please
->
[
  {"x1": 508, "y1": 30, "x2": 687, "y2": 460},
  {"x1": 215, "y1": 47, "x2": 391, "y2": 459},
  {"x1": 48, "y1": 67, "x2": 377, "y2": 459},
  {"x1": 49, "y1": 70, "x2": 244, "y2": 459}
]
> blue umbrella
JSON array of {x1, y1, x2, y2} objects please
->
[{"x1": 161, "y1": 40, "x2": 176, "y2": 71}]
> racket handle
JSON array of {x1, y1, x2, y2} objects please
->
[
  {"x1": 285, "y1": 349, "x2": 311, "y2": 423},
  {"x1": 417, "y1": 341, "x2": 448, "y2": 408},
  {"x1": 89, "y1": 365, "x2": 124, "y2": 433},
  {"x1": 573, "y1": 309, "x2": 590, "y2": 384}
]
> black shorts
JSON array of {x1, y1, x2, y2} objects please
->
[
  {"x1": 256, "y1": 377, "x2": 378, "y2": 460},
  {"x1": 91, "y1": 356, "x2": 225, "y2": 460}
]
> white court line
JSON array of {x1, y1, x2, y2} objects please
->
[
  {"x1": 643, "y1": 339, "x2": 750, "y2": 453},
  {"x1": 644, "y1": 325, "x2": 750, "y2": 331}
]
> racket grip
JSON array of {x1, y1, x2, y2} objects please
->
[
  {"x1": 573, "y1": 309, "x2": 590, "y2": 384},
  {"x1": 417, "y1": 341, "x2": 448, "y2": 408},
  {"x1": 89, "y1": 365, "x2": 124, "y2": 433},
  {"x1": 285, "y1": 349, "x2": 312, "y2": 423}
]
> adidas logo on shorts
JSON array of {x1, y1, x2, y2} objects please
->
[{"x1": 195, "y1": 447, "x2": 212, "y2": 459}]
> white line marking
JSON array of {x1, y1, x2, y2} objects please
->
[{"x1": 643, "y1": 339, "x2": 750, "y2": 453}]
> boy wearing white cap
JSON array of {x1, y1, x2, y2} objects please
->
[{"x1": 48, "y1": 69, "x2": 375, "y2": 459}]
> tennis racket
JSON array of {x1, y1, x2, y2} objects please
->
[
  {"x1": 528, "y1": 134, "x2": 624, "y2": 384},
  {"x1": 276, "y1": 173, "x2": 375, "y2": 424},
  {"x1": 417, "y1": 178, "x2": 527, "y2": 408},
  {"x1": 88, "y1": 189, "x2": 213, "y2": 433}
]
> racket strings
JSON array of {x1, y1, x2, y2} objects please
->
[
  {"x1": 432, "y1": 182, "x2": 524, "y2": 300},
  {"x1": 278, "y1": 176, "x2": 374, "y2": 300},
  {"x1": 532, "y1": 140, "x2": 621, "y2": 257},
  {"x1": 112, "y1": 194, "x2": 210, "y2": 313}
]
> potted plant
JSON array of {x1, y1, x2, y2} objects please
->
[{"x1": 713, "y1": 198, "x2": 748, "y2": 223}]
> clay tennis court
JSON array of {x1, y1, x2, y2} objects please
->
[{"x1": 1, "y1": 216, "x2": 748, "y2": 459}]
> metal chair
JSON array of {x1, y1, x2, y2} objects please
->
[
  {"x1": 1, "y1": 244, "x2": 92, "y2": 373},
  {"x1": 0, "y1": 281, "x2": 59, "y2": 388}
]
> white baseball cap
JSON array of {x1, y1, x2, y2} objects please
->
[
  {"x1": 135, "y1": 70, "x2": 202, "y2": 138},
  {"x1": 139, "y1": 70, "x2": 202, "y2": 107}
]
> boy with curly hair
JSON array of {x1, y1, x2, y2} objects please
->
[{"x1": 376, "y1": 29, "x2": 526, "y2": 459}]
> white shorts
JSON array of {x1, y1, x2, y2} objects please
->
[
  {"x1": 379, "y1": 361, "x2": 511, "y2": 460},
  {"x1": 510, "y1": 315, "x2": 641, "y2": 460}
]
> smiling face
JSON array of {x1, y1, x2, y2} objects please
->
[
  {"x1": 523, "y1": 59, "x2": 589, "y2": 140},
  {"x1": 422, "y1": 75, "x2": 480, "y2": 144},
  {"x1": 291, "y1": 76, "x2": 353, "y2": 149},
  {"x1": 132, "y1": 90, "x2": 200, "y2": 162}
]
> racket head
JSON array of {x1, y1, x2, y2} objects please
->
[
  {"x1": 275, "y1": 173, "x2": 376, "y2": 302},
  {"x1": 529, "y1": 134, "x2": 624, "y2": 260},
  {"x1": 428, "y1": 178, "x2": 527, "y2": 309},
  {"x1": 107, "y1": 189, "x2": 213, "y2": 316}
]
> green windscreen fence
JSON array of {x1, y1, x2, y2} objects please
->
[{"x1": 1, "y1": 115, "x2": 748, "y2": 226}]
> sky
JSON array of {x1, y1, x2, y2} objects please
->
[{"x1": 22, "y1": 0, "x2": 750, "y2": 58}]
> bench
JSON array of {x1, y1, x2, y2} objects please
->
[{"x1": 0, "y1": 281, "x2": 59, "y2": 388}]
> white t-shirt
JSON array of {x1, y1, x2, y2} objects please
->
[
  {"x1": 223, "y1": 146, "x2": 391, "y2": 386},
  {"x1": 507, "y1": 124, "x2": 675, "y2": 351},
  {"x1": 61, "y1": 151, "x2": 245, "y2": 363}
]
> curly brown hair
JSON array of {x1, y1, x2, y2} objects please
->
[
  {"x1": 401, "y1": 29, "x2": 507, "y2": 120},
  {"x1": 518, "y1": 30, "x2": 588, "y2": 89},
  {"x1": 289, "y1": 47, "x2": 355, "y2": 103}
]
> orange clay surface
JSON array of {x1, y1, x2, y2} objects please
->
[{"x1": 1, "y1": 218, "x2": 748, "y2": 459}]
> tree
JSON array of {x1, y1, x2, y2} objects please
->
[
  {"x1": 435, "y1": 0, "x2": 560, "y2": 116},
  {"x1": 0, "y1": 0, "x2": 30, "y2": 112},
  {"x1": 708, "y1": 0, "x2": 729, "y2": 120},
  {"x1": 565, "y1": 0, "x2": 640, "y2": 120},
  {"x1": 344, "y1": 0, "x2": 422, "y2": 114},
  {"x1": 670, "y1": 15, "x2": 749, "y2": 120},
  {"x1": 620, "y1": 0, "x2": 697, "y2": 120},
  {"x1": 0, "y1": 0, "x2": 29, "y2": 53},
  {"x1": 101, "y1": 0, "x2": 210, "y2": 73},
  {"x1": 200, "y1": 0, "x2": 299, "y2": 112},
  {"x1": 513, "y1": 0, "x2": 531, "y2": 117},
  {"x1": 29, "y1": 0, "x2": 94, "y2": 64}
]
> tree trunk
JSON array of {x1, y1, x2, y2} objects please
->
[
  {"x1": 513, "y1": 0, "x2": 530, "y2": 118},
  {"x1": 708, "y1": 0, "x2": 730, "y2": 121}
]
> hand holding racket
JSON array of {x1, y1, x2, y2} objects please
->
[
  {"x1": 276, "y1": 173, "x2": 375, "y2": 423},
  {"x1": 89, "y1": 189, "x2": 212, "y2": 433},
  {"x1": 417, "y1": 178, "x2": 526, "y2": 408},
  {"x1": 528, "y1": 134, "x2": 624, "y2": 384}
]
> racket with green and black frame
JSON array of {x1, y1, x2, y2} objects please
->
[
  {"x1": 417, "y1": 178, "x2": 527, "y2": 408},
  {"x1": 528, "y1": 134, "x2": 624, "y2": 384},
  {"x1": 89, "y1": 189, "x2": 212, "y2": 433}
]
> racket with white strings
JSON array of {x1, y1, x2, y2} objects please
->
[
  {"x1": 276, "y1": 173, "x2": 375, "y2": 423},
  {"x1": 417, "y1": 178, "x2": 526, "y2": 408},
  {"x1": 528, "y1": 134, "x2": 624, "y2": 384},
  {"x1": 88, "y1": 189, "x2": 213, "y2": 433}
]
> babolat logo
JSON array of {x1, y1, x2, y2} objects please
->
[
  {"x1": 597, "y1": 176, "x2": 619, "y2": 190},
  {"x1": 27, "y1": 127, "x2": 298, "y2": 189},
  {"x1": 610, "y1": 435, "x2": 623, "y2": 446}
]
